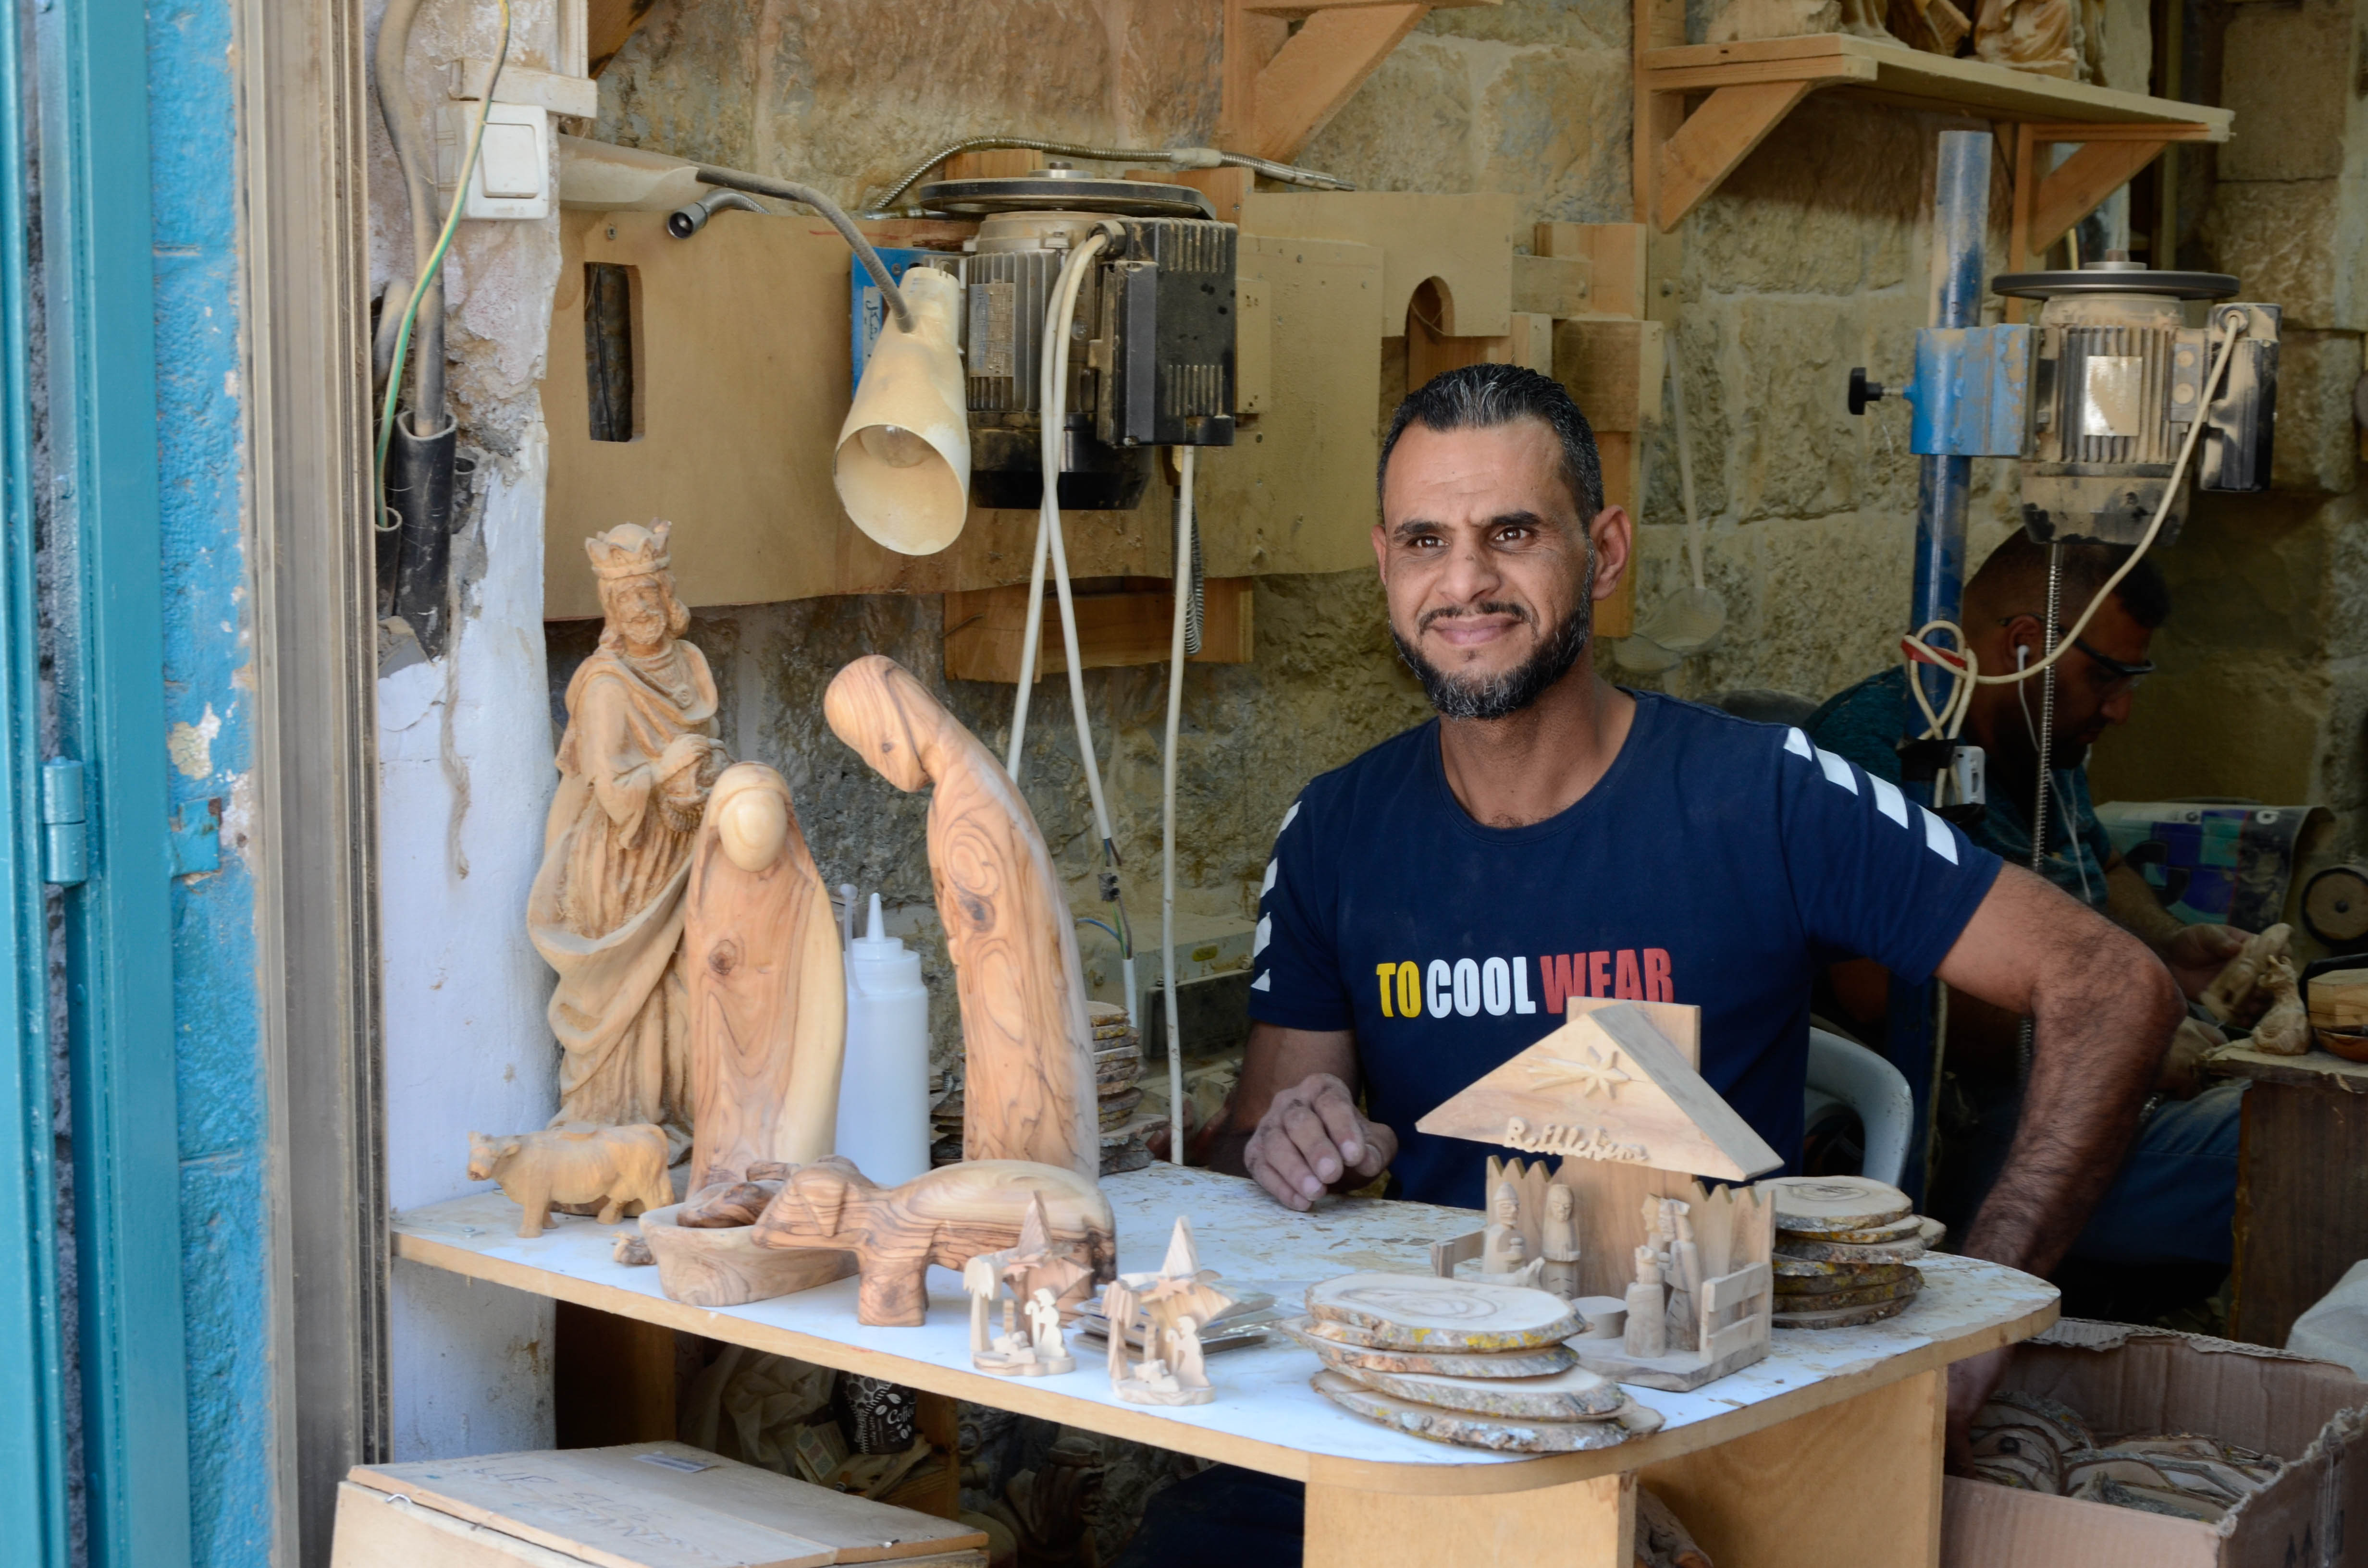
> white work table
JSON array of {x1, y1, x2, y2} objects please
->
[{"x1": 396, "y1": 1164, "x2": 2057, "y2": 1568}]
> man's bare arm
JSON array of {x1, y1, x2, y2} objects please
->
[
  {"x1": 1931, "y1": 863, "x2": 2183, "y2": 1463},
  {"x1": 1936, "y1": 862, "x2": 2183, "y2": 1275},
  {"x1": 1209, "y1": 1022, "x2": 1397, "y2": 1211}
]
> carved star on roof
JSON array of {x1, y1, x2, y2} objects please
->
[{"x1": 1527, "y1": 1043, "x2": 1631, "y2": 1099}]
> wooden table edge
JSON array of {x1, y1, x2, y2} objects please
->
[{"x1": 397, "y1": 1230, "x2": 2056, "y2": 1496}]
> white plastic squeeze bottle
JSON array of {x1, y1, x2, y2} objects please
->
[{"x1": 835, "y1": 892, "x2": 932, "y2": 1184}]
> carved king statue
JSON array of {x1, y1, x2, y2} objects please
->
[{"x1": 529, "y1": 521, "x2": 724, "y2": 1158}]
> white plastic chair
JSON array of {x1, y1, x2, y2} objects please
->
[{"x1": 1803, "y1": 1028, "x2": 1914, "y2": 1188}]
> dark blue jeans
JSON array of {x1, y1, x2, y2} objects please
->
[{"x1": 1110, "y1": 1465, "x2": 1305, "y2": 1568}]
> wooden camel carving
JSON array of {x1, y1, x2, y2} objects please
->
[
  {"x1": 750, "y1": 1156, "x2": 1115, "y2": 1327},
  {"x1": 683, "y1": 762, "x2": 845, "y2": 1183},
  {"x1": 824, "y1": 655, "x2": 1098, "y2": 1180}
]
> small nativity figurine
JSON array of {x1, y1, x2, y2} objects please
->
[
  {"x1": 966, "y1": 1195, "x2": 1090, "y2": 1376},
  {"x1": 1104, "y1": 1217, "x2": 1233, "y2": 1406},
  {"x1": 1542, "y1": 1182, "x2": 1582, "y2": 1301},
  {"x1": 1480, "y1": 1180, "x2": 1544, "y2": 1287}
]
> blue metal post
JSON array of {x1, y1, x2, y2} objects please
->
[
  {"x1": 0, "y1": 6, "x2": 72, "y2": 1566},
  {"x1": 39, "y1": 0, "x2": 195, "y2": 1560},
  {"x1": 1889, "y1": 129, "x2": 1992, "y2": 1206}
]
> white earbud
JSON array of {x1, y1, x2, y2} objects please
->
[{"x1": 2017, "y1": 644, "x2": 2031, "y2": 671}]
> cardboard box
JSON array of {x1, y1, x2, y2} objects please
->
[{"x1": 1944, "y1": 1319, "x2": 2368, "y2": 1567}]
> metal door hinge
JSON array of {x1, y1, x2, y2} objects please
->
[{"x1": 41, "y1": 758, "x2": 87, "y2": 885}]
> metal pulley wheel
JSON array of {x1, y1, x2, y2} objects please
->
[
  {"x1": 915, "y1": 169, "x2": 1213, "y2": 220},
  {"x1": 2304, "y1": 863, "x2": 2368, "y2": 947}
]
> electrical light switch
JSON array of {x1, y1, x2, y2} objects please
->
[
  {"x1": 478, "y1": 122, "x2": 541, "y2": 199},
  {"x1": 435, "y1": 101, "x2": 551, "y2": 220}
]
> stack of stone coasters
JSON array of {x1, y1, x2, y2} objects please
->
[
  {"x1": 1289, "y1": 1273, "x2": 1663, "y2": 1453},
  {"x1": 1762, "y1": 1176, "x2": 1937, "y2": 1329},
  {"x1": 1090, "y1": 1000, "x2": 1155, "y2": 1175}
]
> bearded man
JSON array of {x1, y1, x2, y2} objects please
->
[{"x1": 1188, "y1": 363, "x2": 2181, "y2": 1473}]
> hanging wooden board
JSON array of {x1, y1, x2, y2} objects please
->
[
  {"x1": 1763, "y1": 1176, "x2": 1913, "y2": 1232},
  {"x1": 1337, "y1": 1362, "x2": 1626, "y2": 1422},
  {"x1": 1279, "y1": 1317, "x2": 1579, "y2": 1379},
  {"x1": 1311, "y1": 1372, "x2": 1658, "y2": 1453},
  {"x1": 1304, "y1": 1274, "x2": 1580, "y2": 1351}
]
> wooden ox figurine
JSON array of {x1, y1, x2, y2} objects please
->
[
  {"x1": 466, "y1": 1122, "x2": 674, "y2": 1238},
  {"x1": 751, "y1": 1157, "x2": 1114, "y2": 1326}
]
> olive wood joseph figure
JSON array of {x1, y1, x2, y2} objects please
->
[{"x1": 824, "y1": 655, "x2": 1098, "y2": 1180}]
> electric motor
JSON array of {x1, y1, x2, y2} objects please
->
[
  {"x1": 917, "y1": 165, "x2": 1238, "y2": 510},
  {"x1": 1993, "y1": 260, "x2": 2281, "y2": 546}
]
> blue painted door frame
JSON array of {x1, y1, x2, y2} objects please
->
[{"x1": 3, "y1": 1, "x2": 197, "y2": 1565}]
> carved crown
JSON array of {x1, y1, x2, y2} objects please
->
[{"x1": 585, "y1": 520, "x2": 673, "y2": 582}]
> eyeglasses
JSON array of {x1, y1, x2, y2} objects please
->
[{"x1": 1996, "y1": 617, "x2": 2155, "y2": 693}]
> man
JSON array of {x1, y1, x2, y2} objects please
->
[
  {"x1": 1117, "y1": 366, "x2": 2178, "y2": 1567},
  {"x1": 1807, "y1": 534, "x2": 2246, "y2": 1277}
]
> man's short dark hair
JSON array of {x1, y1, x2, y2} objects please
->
[
  {"x1": 1378, "y1": 364, "x2": 1605, "y2": 523},
  {"x1": 1964, "y1": 531, "x2": 2171, "y2": 632}
]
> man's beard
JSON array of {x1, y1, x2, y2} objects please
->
[{"x1": 1392, "y1": 591, "x2": 1593, "y2": 721}]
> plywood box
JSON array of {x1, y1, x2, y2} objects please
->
[
  {"x1": 1942, "y1": 1320, "x2": 2368, "y2": 1568},
  {"x1": 333, "y1": 1441, "x2": 988, "y2": 1568}
]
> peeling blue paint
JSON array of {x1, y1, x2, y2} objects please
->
[{"x1": 148, "y1": 0, "x2": 268, "y2": 1564}]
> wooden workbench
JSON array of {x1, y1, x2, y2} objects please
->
[
  {"x1": 2212, "y1": 1045, "x2": 2368, "y2": 1347},
  {"x1": 395, "y1": 1165, "x2": 2055, "y2": 1568}
]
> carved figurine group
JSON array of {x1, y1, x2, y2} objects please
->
[
  {"x1": 1099, "y1": 1218, "x2": 1233, "y2": 1406},
  {"x1": 468, "y1": 521, "x2": 1121, "y2": 1354}
]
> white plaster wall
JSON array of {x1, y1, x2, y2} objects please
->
[
  {"x1": 368, "y1": 0, "x2": 568, "y2": 1462},
  {"x1": 381, "y1": 445, "x2": 562, "y2": 1459}
]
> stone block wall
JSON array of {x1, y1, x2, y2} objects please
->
[{"x1": 2090, "y1": 0, "x2": 2368, "y2": 872}]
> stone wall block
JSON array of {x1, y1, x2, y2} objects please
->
[
  {"x1": 2203, "y1": 180, "x2": 2363, "y2": 334},
  {"x1": 1424, "y1": 0, "x2": 1630, "y2": 51},
  {"x1": 2266, "y1": 329, "x2": 2364, "y2": 497},
  {"x1": 1475, "y1": 45, "x2": 1633, "y2": 222},
  {"x1": 2090, "y1": 658, "x2": 2331, "y2": 808},
  {"x1": 1729, "y1": 296, "x2": 1886, "y2": 522},
  {"x1": 1690, "y1": 100, "x2": 1922, "y2": 295},
  {"x1": 2218, "y1": 0, "x2": 2357, "y2": 184},
  {"x1": 1298, "y1": 35, "x2": 1477, "y2": 194}
]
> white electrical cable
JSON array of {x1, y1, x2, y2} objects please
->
[
  {"x1": 1160, "y1": 447, "x2": 1196, "y2": 1163},
  {"x1": 1899, "y1": 314, "x2": 2246, "y2": 739}
]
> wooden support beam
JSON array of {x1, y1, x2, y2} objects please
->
[
  {"x1": 1655, "y1": 80, "x2": 1819, "y2": 232},
  {"x1": 2026, "y1": 137, "x2": 2173, "y2": 254},
  {"x1": 586, "y1": 0, "x2": 659, "y2": 77},
  {"x1": 1244, "y1": 2, "x2": 1431, "y2": 161}
]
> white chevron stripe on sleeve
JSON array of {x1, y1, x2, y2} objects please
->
[
  {"x1": 1813, "y1": 746, "x2": 1859, "y2": 794},
  {"x1": 1250, "y1": 972, "x2": 1270, "y2": 992},
  {"x1": 1785, "y1": 727, "x2": 1814, "y2": 759},
  {"x1": 1870, "y1": 774, "x2": 1909, "y2": 828},
  {"x1": 1253, "y1": 915, "x2": 1271, "y2": 956},
  {"x1": 1921, "y1": 806, "x2": 1959, "y2": 863}
]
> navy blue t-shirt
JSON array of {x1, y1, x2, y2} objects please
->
[{"x1": 1246, "y1": 691, "x2": 2002, "y2": 1210}]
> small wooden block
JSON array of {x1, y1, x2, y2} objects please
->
[
  {"x1": 1312, "y1": 1371, "x2": 1659, "y2": 1453},
  {"x1": 1770, "y1": 1261, "x2": 1915, "y2": 1295},
  {"x1": 1772, "y1": 1295, "x2": 1915, "y2": 1330},
  {"x1": 1770, "y1": 1273, "x2": 1922, "y2": 1311},
  {"x1": 1337, "y1": 1361, "x2": 1626, "y2": 1422},
  {"x1": 1775, "y1": 1234, "x2": 1928, "y2": 1265},
  {"x1": 1280, "y1": 1316, "x2": 1580, "y2": 1378},
  {"x1": 1777, "y1": 1213, "x2": 1921, "y2": 1245},
  {"x1": 1762, "y1": 1176, "x2": 1913, "y2": 1232},
  {"x1": 1305, "y1": 1273, "x2": 1581, "y2": 1351}
]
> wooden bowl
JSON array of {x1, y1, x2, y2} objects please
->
[
  {"x1": 2314, "y1": 1027, "x2": 2368, "y2": 1064},
  {"x1": 636, "y1": 1203, "x2": 856, "y2": 1308}
]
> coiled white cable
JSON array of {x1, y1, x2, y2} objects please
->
[{"x1": 1899, "y1": 314, "x2": 2246, "y2": 742}]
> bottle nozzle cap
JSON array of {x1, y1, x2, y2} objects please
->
[{"x1": 865, "y1": 892, "x2": 886, "y2": 943}]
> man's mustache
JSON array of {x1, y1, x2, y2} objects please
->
[{"x1": 1417, "y1": 600, "x2": 1536, "y2": 635}]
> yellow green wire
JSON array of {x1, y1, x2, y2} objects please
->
[{"x1": 375, "y1": 0, "x2": 512, "y2": 532}]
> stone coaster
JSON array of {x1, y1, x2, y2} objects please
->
[
  {"x1": 1771, "y1": 1274, "x2": 1922, "y2": 1312},
  {"x1": 1338, "y1": 1360, "x2": 1626, "y2": 1422},
  {"x1": 1306, "y1": 1274, "x2": 1580, "y2": 1352},
  {"x1": 1775, "y1": 1233, "x2": 1928, "y2": 1265},
  {"x1": 1279, "y1": 1317, "x2": 1579, "y2": 1379},
  {"x1": 1771, "y1": 1260, "x2": 1913, "y2": 1288},
  {"x1": 1777, "y1": 1212, "x2": 1922, "y2": 1245},
  {"x1": 1312, "y1": 1372, "x2": 1659, "y2": 1453},
  {"x1": 1772, "y1": 1262, "x2": 1917, "y2": 1297},
  {"x1": 1762, "y1": 1176, "x2": 1913, "y2": 1232},
  {"x1": 1772, "y1": 1295, "x2": 1915, "y2": 1331}
]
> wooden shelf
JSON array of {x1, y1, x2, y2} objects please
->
[{"x1": 1634, "y1": 30, "x2": 2231, "y2": 236}]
